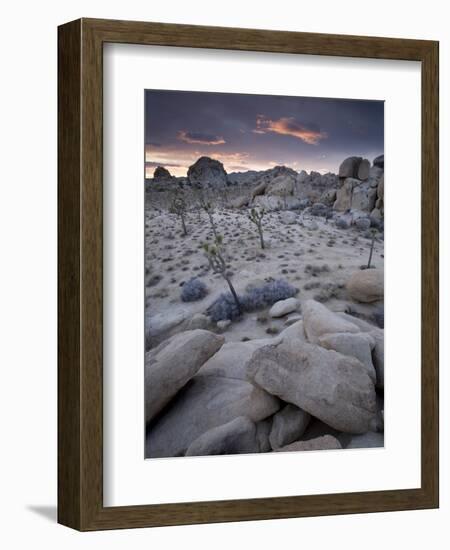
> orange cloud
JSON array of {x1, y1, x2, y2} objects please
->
[
  {"x1": 177, "y1": 130, "x2": 226, "y2": 145},
  {"x1": 254, "y1": 115, "x2": 328, "y2": 145}
]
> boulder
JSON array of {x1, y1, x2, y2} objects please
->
[
  {"x1": 247, "y1": 339, "x2": 377, "y2": 433},
  {"x1": 346, "y1": 431, "x2": 384, "y2": 449},
  {"x1": 335, "y1": 216, "x2": 351, "y2": 229},
  {"x1": 377, "y1": 174, "x2": 384, "y2": 199},
  {"x1": 278, "y1": 320, "x2": 307, "y2": 342},
  {"x1": 355, "y1": 217, "x2": 371, "y2": 230},
  {"x1": 310, "y1": 202, "x2": 329, "y2": 216},
  {"x1": 347, "y1": 269, "x2": 384, "y2": 303},
  {"x1": 302, "y1": 299, "x2": 360, "y2": 344},
  {"x1": 153, "y1": 166, "x2": 173, "y2": 181},
  {"x1": 256, "y1": 417, "x2": 273, "y2": 452},
  {"x1": 357, "y1": 159, "x2": 371, "y2": 181},
  {"x1": 338, "y1": 156, "x2": 363, "y2": 178},
  {"x1": 217, "y1": 319, "x2": 231, "y2": 331},
  {"x1": 373, "y1": 154, "x2": 384, "y2": 169},
  {"x1": 145, "y1": 308, "x2": 189, "y2": 348},
  {"x1": 320, "y1": 188, "x2": 337, "y2": 206},
  {"x1": 279, "y1": 211, "x2": 298, "y2": 225},
  {"x1": 184, "y1": 313, "x2": 212, "y2": 331},
  {"x1": 269, "y1": 297, "x2": 301, "y2": 318},
  {"x1": 187, "y1": 156, "x2": 228, "y2": 188},
  {"x1": 145, "y1": 329, "x2": 224, "y2": 423},
  {"x1": 269, "y1": 404, "x2": 311, "y2": 449},
  {"x1": 368, "y1": 165, "x2": 384, "y2": 188},
  {"x1": 185, "y1": 416, "x2": 260, "y2": 456},
  {"x1": 336, "y1": 313, "x2": 384, "y2": 389},
  {"x1": 266, "y1": 174, "x2": 296, "y2": 196},
  {"x1": 197, "y1": 338, "x2": 276, "y2": 380},
  {"x1": 146, "y1": 375, "x2": 280, "y2": 457},
  {"x1": 352, "y1": 182, "x2": 377, "y2": 212},
  {"x1": 317, "y1": 332, "x2": 377, "y2": 383},
  {"x1": 333, "y1": 177, "x2": 359, "y2": 211},
  {"x1": 275, "y1": 435, "x2": 342, "y2": 452},
  {"x1": 230, "y1": 195, "x2": 249, "y2": 209},
  {"x1": 251, "y1": 180, "x2": 269, "y2": 198}
]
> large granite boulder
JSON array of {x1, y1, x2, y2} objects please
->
[
  {"x1": 145, "y1": 329, "x2": 224, "y2": 423},
  {"x1": 187, "y1": 156, "x2": 228, "y2": 188},
  {"x1": 336, "y1": 313, "x2": 384, "y2": 389},
  {"x1": 333, "y1": 177, "x2": 359, "y2": 211},
  {"x1": 146, "y1": 374, "x2": 280, "y2": 457},
  {"x1": 347, "y1": 269, "x2": 384, "y2": 303},
  {"x1": 338, "y1": 156, "x2": 363, "y2": 178},
  {"x1": 302, "y1": 299, "x2": 360, "y2": 344},
  {"x1": 317, "y1": 332, "x2": 377, "y2": 383},
  {"x1": 247, "y1": 339, "x2": 377, "y2": 433},
  {"x1": 357, "y1": 159, "x2": 371, "y2": 181},
  {"x1": 373, "y1": 154, "x2": 384, "y2": 169}
]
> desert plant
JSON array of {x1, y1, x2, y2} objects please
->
[
  {"x1": 180, "y1": 277, "x2": 208, "y2": 302},
  {"x1": 241, "y1": 279, "x2": 298, "y2": 311},
  {"x1": 367, "y1": 228, "x2": 377, "y2": 268},
  {"x1": 248, "y1": 207, "x2": 266, "y2": 249},
  {"x1": 208, "y1": 292, "x2": 242, "y2": 322},
  {"x1": 198, "y1": 195, "x2": 220, "y2": 239},
  {"x1": 203, "y1": 235, "x2": 242, "y2": 314},
  {"x1": 169, "y1": 192, "x2": 188, "y2": 235}
]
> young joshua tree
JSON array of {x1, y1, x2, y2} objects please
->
[
  {"x1": 248, "y1": 207, "x2": 266, "y2": 249},
  {"x1": 199, "y1": 194, "x2": 219, "y2": 240},
  {"x1": 367, "y1": 228, "x2": 377, "y2": 268},
  {"x1": 203, "y1": 235, "x2": 242, "y2": 314},
  {"x1": 169, "y1": 192, "x2": 188, "y2": 236}
]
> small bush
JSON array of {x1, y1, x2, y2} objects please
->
[
  {"x1": 208, "y1": 292, "x2": 242, "y2": 322},
  {"x1": 180, "y1": 277, "x2": 208, "y2": 302},
  {"x1": 207, "y1": 279, "x2": 298, "y2": 322},
  {"x1": 241, "y1": 279, "x2": 298, "y2": 311}
]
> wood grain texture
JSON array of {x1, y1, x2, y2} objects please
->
[{"x1": 57, "y1": 18, "x2": 439, "y2": 531}]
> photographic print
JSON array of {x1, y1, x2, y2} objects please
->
[{"x1": 144, "y1": 90, "x2": 384, "y2": 459}]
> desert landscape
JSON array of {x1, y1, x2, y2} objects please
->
[{"x1": 144, "y1": 152, "x2": 385, "y2": 458}]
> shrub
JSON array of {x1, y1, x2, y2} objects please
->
[
  {"x1": 180, "y1": 277, "x2": 208, "y2": 302},
  {"x1": 241, "y1": 279, "x2": 298, "y2": 313},
  {"x1": 207, "y1": 279, "x2": 298, "y2": 322},
  {"x1": 208, "y1": 292, "x2": 242, "y2": 322}
]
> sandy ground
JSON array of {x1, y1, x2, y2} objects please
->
[{"x1": 145, "y1": 204, "x2": 384, "y2": 345}]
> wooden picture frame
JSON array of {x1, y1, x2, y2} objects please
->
[{"x1": 58, "y1": 18, "x2": 439, "y2": 531}]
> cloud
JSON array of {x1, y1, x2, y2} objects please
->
[
  {"x1": 254, "y1": 115, "x2": 328, "y2": 145},
  {"x1": 177, "y1": 130, "x2": 226, "y2": 145}
]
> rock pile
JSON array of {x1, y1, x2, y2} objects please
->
[
  {"x1": 334, "y1": 155, "x2": 384, "y2": 220},
  {"x1": 145, "y1": 298, "x2": 384, "y2": 458}
]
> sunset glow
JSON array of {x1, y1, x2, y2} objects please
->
[{"x1": 145, "y1": 90, "x2": 384, "y2": 178}]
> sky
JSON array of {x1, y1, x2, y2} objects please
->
[{"x1": 145, "y1": 90, "x2": 384, "y2": 178}]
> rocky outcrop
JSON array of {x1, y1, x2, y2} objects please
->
[
  {"x1": 187, "y1": 156, "x2": 228, "y2": 188},
  {"x1": 334, "y1": 156, "x2": 384, "y2": 218}
]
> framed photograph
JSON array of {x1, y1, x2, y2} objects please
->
[{"x1": 58, "y1": 18, "x2": 439, "y2": 530}]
